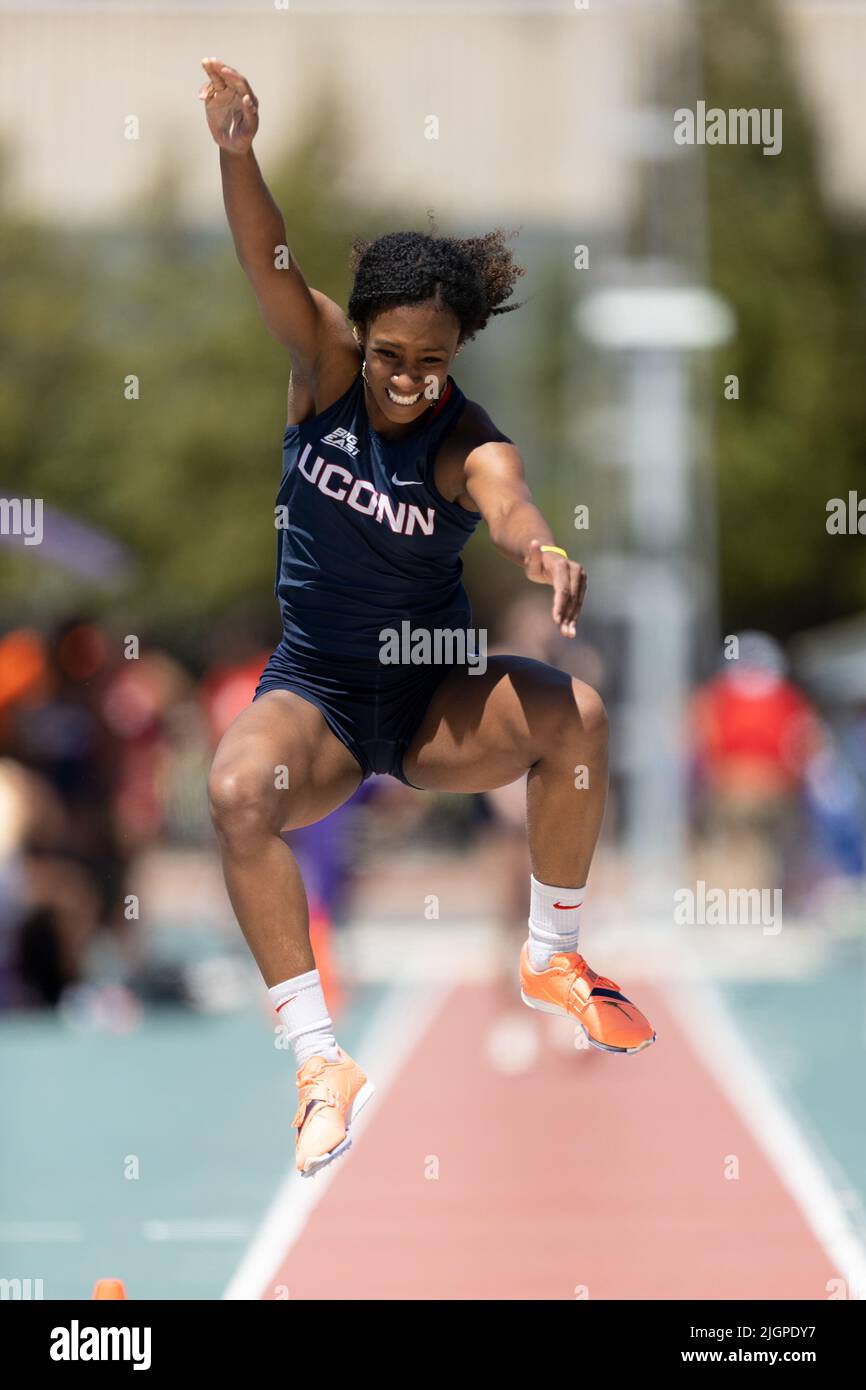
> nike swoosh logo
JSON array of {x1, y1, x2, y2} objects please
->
[
  {"x1": 553, "y1": 901, "x2": 583, "y2": 910},
  {"x1": 276, "y1": 994, "x2": 299, "y2": 1011},
  {"x1": 391, "y1": 473, "x2": 423, "y2": 486},
  {"x1": 598, "y1": 1000, "x2": 633, "y2": 1019}
]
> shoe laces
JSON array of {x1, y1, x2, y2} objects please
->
[{"x1": 555, "y1": 951, "x2": 621, "y2": 996}]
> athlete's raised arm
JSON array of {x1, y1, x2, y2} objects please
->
[
  {"x1": 463, "y1": 440, "x2": 586, "y2": 639},
  {"x1": 198, "y1": 58, "x2": 346, "y2": 370}
]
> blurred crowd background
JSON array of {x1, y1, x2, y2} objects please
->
[{"x1": 2, "y1": 0, "x2": 866, "y2": 1019}]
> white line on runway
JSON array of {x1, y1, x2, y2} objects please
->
[
  {"x1": 0, "y1": 1222, "x2": 85, "y2": 1243},
  {"x1": 222, "y1": 981, "x2": 449, "y2": 1300},
  {"x1": 666, "y1": 938, "x2": 866, "y2": 1298}
]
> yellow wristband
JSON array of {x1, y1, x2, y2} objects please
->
[{"x1": 540, "y1": 545, "x2": 568, "y2": 559}]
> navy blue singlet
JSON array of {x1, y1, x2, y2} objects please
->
[{"x1": 254, "y1": 363, "x2": 505, "y2": 785}]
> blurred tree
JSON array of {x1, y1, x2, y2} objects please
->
[
  {"x1": 0, "y1": 142, "x2": 109, "y2": 615},
  {"x1": 0, "y1": 99, "x2": 412, "y2": 656},
  {"x1": 700, "y1": 0, "x2": 866, "y2": 635}
]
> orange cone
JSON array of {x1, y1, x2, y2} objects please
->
[{"x1": 92, "y1": 1278, "x2": 127, "y2": 1300}]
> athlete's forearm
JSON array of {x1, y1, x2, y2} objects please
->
[
  {"x1": 486, "y1": 498, "x2": 557, "y2": 567},
  {"x1": 219, "y1": 147, "x2": 288, "y2": 273}
]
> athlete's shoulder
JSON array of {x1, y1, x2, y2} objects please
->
[
  {"x1": 451, "y1": 393, "x2": 514, "y2": 451},
  {"x1": 434, "y1": 392, "x2": 517, "y2": 508},
  {"x1": 287, "y1": 343, "x2": 362, "y2": 428}
]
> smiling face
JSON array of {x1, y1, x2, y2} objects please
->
[{"x1": 356, "y1": 301, "x2": 462, "y2": 432}]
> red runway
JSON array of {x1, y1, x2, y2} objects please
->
[{"x1": 260, "y1": 983, "x2": 834, "y2": 1300}]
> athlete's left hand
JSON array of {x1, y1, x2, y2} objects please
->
[{"x1": 524, "y1": 539, "x2": 586, "y2": 637}]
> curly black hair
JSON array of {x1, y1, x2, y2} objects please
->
[{"x1": 347, "y1": 222, "x2": 526, "y2": 345}]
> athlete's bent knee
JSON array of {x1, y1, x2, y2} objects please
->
[
  {"x1": 570, "y1": 678, "x2": 608, "y2": 739},
  {"x1": 207, "y1": 758, "x2": 284, "y2": 847},
  {"x1": 539, "y1": 677, "x2": 608, "y2": 753}
]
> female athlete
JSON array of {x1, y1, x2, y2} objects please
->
[{"x1": 199, "y1": 58, "x2": 655, "y2": 1178}]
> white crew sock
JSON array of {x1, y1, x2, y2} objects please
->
[
  {"x1": 527, "y1": 874, "x2": 587, "y2": 971},
  {"x1": 268, "y1": 968, "x2": 340, "y2": 1068}
]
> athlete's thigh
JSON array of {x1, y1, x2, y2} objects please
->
[
  {"x1": 209, "y1": 688, "x2": 363, "y2": 830},
  {"x1": 403, "y1": 654, "x2": 574, "y2": 793}
]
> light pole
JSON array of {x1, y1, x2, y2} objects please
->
[{"x1": 576, "y1": 281, "x2": 734, "y2": 913}]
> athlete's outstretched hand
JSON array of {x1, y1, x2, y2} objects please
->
[
  {"x1": 199, "y1": 58, "x2": 259, "y2": 154},
  {"x1": 524, "y1": 539, "x2": 586, "y2": 639}
]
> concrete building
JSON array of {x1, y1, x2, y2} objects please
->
[{"x1": 1, "y1": 1, "x2": 863, "y2": 230}]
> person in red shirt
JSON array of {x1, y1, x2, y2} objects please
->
[{"x1": 689, "y1": 631, "x2": 821, "y2": 882}]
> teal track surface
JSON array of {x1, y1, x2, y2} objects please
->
[
  {"x1": 0, "y1": 983, "x2": 388, "y2": 1300},
  {"x1": 718, "y1": 937, "x2": 866, "y2": 1250},
  {"x1": 3, "y1": 933, "x2": 866, "y2": 1300}
]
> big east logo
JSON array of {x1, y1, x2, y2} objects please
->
[{"x1": 296, "y1": 442, "x2": 435, "y2": 537}]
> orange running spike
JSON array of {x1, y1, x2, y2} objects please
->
[
  {"x1": 293, "y1": 1048, "x2": 375, "y2": 1177},
  {"x1": 519, "y1": 943, "x2": 656, "y2": 1054},
  {"x1": 92, "y1": 1278, "x2": 127, "y2": 1300}
]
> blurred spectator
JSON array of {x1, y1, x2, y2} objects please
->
[
  {"x1": 104, "y1": 648, "x2": 211, "y2": 847},
  {"x1": 0, "y1": 621, "x2": 129, "y2": 1003},
  {"x1": 802, "y1": 735, "x2": 866, "y2": 882},
  {"x1": 0, "y1": 618, "x2": 214, "y2": 1006},
  {"x1": 689, "y1": 631, "x2": 822, "y2": 895},
  {"x1": 0, "y1": 757, "x2": 103, "y2": 1007}
]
